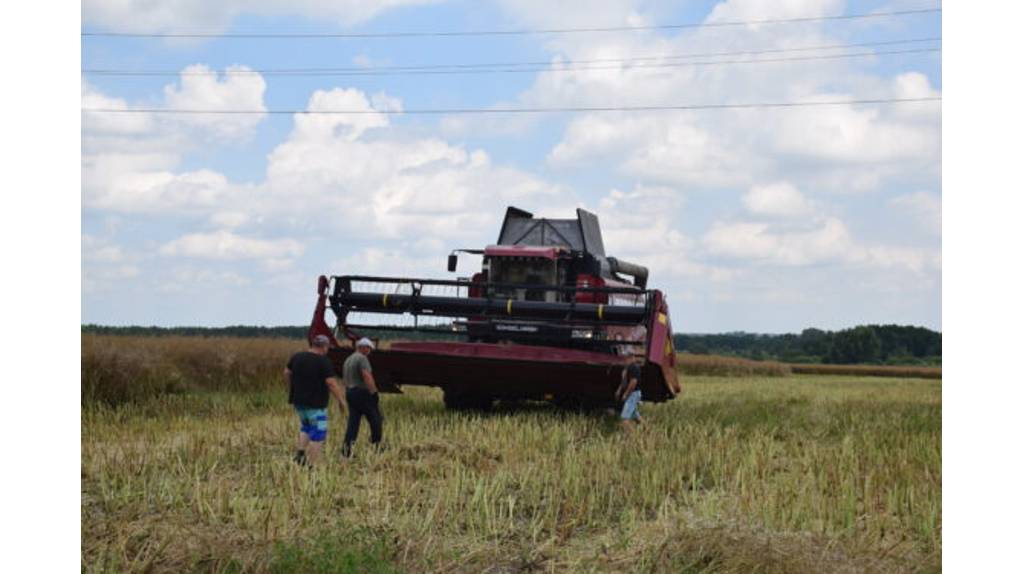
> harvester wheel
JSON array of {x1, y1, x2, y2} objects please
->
[{"x1": 443, "y1": 390, "x2": 494, "y2": 412}]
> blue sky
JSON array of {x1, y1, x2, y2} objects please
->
[{"x1": 81, "y1": 0, "x2": 941, "y2": 332}]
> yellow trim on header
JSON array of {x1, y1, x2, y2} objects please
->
[
  {"x1": 382, "y1": 293, "x2": 389, "y2": 307},
  {"x1": 597, "y1": 304, "x2": 604, "y2": 320},
  {"x1": 507, "y1": 298, "x2": 513, "y2": 315}
]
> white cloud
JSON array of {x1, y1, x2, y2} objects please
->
[
  {"x1": 84, "y1": 81, "x2": 569, "y2": 274},
  {"x1": 84, "y1": 67, "x2": 266, "y2": 144},
  {"x1": 890, "y1": 71, "x2": 943, "y2": 120},
  {"x1": 543, "y1": 76, "x2": 940, "y2": 193},
  {"x1": 82, "y1": 70, "x2": 267, "y2": 214},
  {"x1": 209, "y1": 211, "x2": 251, "y2": 229},
  {"x1": 163, "y1": 65, "x2": 267, "y2": 138},
  {"x1": 332, "y1": 247, "x2": 440, "y2": 277},
  {"x1": 595, "y1": 186, "x2": 738, "y2": 282},
  {"x1": 703, "y1": 199, "x2": 939, "y2": 274},
  {"x1": 83, "y1": 0, "x2": 440, "y2": 34},
  {"x1": 160, "y1": 230, "x2": 304, "y2": 260},
  {"x1": 155, "y1": 267, "x2": 252, "y2": 294},
  {"x1": 498, "y1": 0, "x2": 940, "y2": 193},
  {"x1": 82, "y1": 234, "x2": 141, "y2": 293},
  {"x1": 494, "y1": 0, "x2": 659, "y2": 30},
  {"x1": 767, "y1": 90, "x2": 940, "y2": 165},
  {"x1": 703, "y1": 179, "x2": 939, "y2": 273},
  {"x1": 704, "y1": 217, "x2": 854, "y2": 266},
  {"x1": 82, "y1": 234, "x2": 124, "y2": 263},
  {"x1": 890, "y1": 191, "x2": 941, "y2": 235},
  {"x1": 261, "y1": 258, "x2": 296, "y2": 273},
  {"x1": 82, "y1": 265, "x2": 141, "y2": 293},
  {"x1": 705, "y1": 0, "x2": 844, "y2": 24},
  {"x1": 742, "y1": 182, "x2": 814, "y2": 218},
  {"x1": 81, "y1": 83, "x2": 155, "y2": 136},
  {"x1": 286, "y1": 88, "x2": 392, "y2": 143},
  {"x1": 84, "y1": 164, "x2": 233, "y2": 214},
  {"x1": 258, "y1": 88, "x2": 566, "y2": 240},
  {"x1": 854, "y1": 245, "x2": 940, "y2": 274},
  {"x1": 549, "y1": 114, "x2": 757, "y2": 188}
]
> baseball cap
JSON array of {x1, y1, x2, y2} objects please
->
[
  {"x1": 356, "y1": 337, "x2": 376, "y2": 349},
  {"x1": 311, "y1": 334, "x2": 331, "y2": 347}
]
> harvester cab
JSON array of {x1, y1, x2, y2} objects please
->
[{"x1": 308, "y1": 206, "x2": 679, "y2": 411}]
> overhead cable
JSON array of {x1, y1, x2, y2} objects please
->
[
  {"x1": 82, "y1": 96, "x2": 942, "y2": 115},
  {"x1": 81, "y1": 8, "x2": 942, "y2": 39},
  {"x1": 84, "y1": 41, "x2": 941, "y2": 78}
]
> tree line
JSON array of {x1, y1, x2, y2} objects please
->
[{"x1": 673, "y1": 324, "x2": 941, "y2": 365}]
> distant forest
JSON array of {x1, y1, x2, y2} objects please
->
[
  {"x1": 674, "y1": 325, "x2": 941, "y2": 366},
  {"x1": 82, "y1": 323, "x2": 940, "y2": 366}
]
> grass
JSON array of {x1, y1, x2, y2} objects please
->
[
  {"x1": 81, "y1": 335, "x2": 288, "y2": 404},
  {"x1": 82, "y1": 336, "x2": 940, "y2": 572},
  {"x1": 676, "y1": 352, "x2": 791, "y2": 377},
  {"x1": 268, "y1": 529, "x2": 399, "y2": 574}
]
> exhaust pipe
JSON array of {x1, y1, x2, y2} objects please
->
[{"x1": 607, "y1": 257, "x2": 648, "y2": 289}]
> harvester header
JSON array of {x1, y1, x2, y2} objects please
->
[{"x1": 309, "y1": 206, "x2": 679, "y2": 410}]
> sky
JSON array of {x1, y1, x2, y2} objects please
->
[{"x1": 81, "y1": 0, "x2": 942, "y2": 333}]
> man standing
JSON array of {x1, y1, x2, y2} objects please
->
[
  {"x1": 284, "y1": 334, "x2": 345, "y2": 466},
  {"x1": 615, "y1": 353, "x2": 646, "y2": 431},
  {"x1": 341, "y1": 337, "x2": 383, "y2": 458}
]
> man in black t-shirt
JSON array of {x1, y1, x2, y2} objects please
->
[
  {"x1": 615, "y1": 353, "x2": 646, "y2": 431},
  {"x1": 284, "y1": 334, "x2": 345, "y2": 466}
]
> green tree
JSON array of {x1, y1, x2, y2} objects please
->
[
  {"x1": 799, "y1": 328, "x2": 831, "y2": 358},
  {"x1": 827, "y1": 326, "x2": 882, "y2": 364}
]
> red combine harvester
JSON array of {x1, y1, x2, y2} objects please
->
[{"x1": 308, "y1": 206, "x2": 679, "y2": 410}]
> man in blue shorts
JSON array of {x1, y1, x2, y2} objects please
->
[
  {"x1": 284, "y1": 334, "x2": 345, "y2": 466},
  {"x1": 615, "y1": 353, "x2": 646, "y2": 432}
]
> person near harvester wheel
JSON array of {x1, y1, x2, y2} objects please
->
[
  {"x1": 341, "y1": 337, "x2": 384, "y2": 457},
  {"x1": 615, "y1": 352, "x2": 646, "y2": 432}
]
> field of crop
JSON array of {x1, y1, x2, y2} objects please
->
[
  {"x1": 82, "y1": 336, "x2": 941, "y2": 572},
  {"x1": 787, "y1": 363, "x2": 942, "y2": 380}
]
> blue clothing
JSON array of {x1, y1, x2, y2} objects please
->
[
  {"x1": 294, "y1": 406, "x2": 328, "y2": 442},
  {"x1": 620, "y1": 390, "x2": 642, "y2": 420}
]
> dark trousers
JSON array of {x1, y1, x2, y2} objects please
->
[{"x1": 342, "y1": 387, "x2": 383, "y2": 456}]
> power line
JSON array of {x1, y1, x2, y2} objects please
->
[
  {"x1": 83, "y1": 39, "x2": 940, "y2": 77},
  {"x1": 81, "y1": 7, "x2": 941, "y2": 39},
  {"x1": 85, "y1": 48, "x2": 940, "y2": 77},
  {"x1": 82, "y1": 97, "x2": 941, "y2": 115}
]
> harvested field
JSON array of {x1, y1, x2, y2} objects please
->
[{"x1": 81, "y1": 335, "x2": 940, "y2": 572}]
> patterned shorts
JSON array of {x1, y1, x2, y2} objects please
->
[{"x1": 294, "y1": 406, "x2": 328, "y2": 442}]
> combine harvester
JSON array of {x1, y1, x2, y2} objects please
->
[{"x1": 308, "y1": 206, "x2": 679, "y2": 410}]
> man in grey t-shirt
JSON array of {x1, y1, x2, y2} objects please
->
[
  {"x1": 341, "y1": 337, "x2": 382, "y2": 457},
  {"x1": 343, "y1": 347, "x2": 374, "y2": 390}
]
